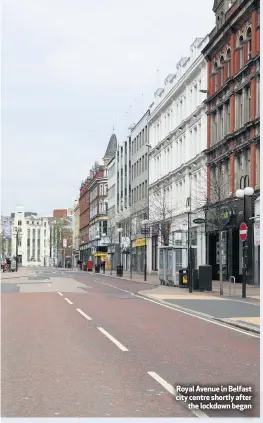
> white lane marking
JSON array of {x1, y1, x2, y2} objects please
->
[
  {"x1": 76, "y1": 308, "x2": 92, "y2": 320},
  {"x1": 148, "y1": 372, "x2": 209, "y2": 418},
  {"x1": 97, "y1": 327, "x2": 129, "y2": 352},
  {"x1": 57, "y1": 292, "x2": 63, "y2": 296},
  {"x1": 92, "y1": 280, "x2": 259, "y2": 339},
  {"x1": 64, "y1": 298, "x2": 73, "y2": 304},
  {"x1": 48, "y1": 283, "x2": 51, "y2": 287}
]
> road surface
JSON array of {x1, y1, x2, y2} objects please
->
[{"x1": 1, "y1": 268, "x2": 260, "y2": 417}]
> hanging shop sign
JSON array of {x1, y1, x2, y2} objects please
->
[{"x1": 135, "y1": 238, "x2": 147, "y2": 247}]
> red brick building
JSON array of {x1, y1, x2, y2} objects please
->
[
  {"x1": 202, "y1": 0, "x2": 260, "y2": 282},
  {"x1": 79, "y1": 176, "x2": 92, "y2": 262}
]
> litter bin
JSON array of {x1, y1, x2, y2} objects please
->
[
  {"x1": 179, "y1": 268, "x2": 188, "y2": 287},
  {"x1": 87, "y1": 260, "x2": 93, "y2": 271},
  {"x1": 199, "y1": 265, "x2": 212, "y2": 291},
  {"x1": 95, "y1": 264, "x2": 100, "y2": 273},
  {"x1": 116, "y1": 264, "x2": 123, "y2": 277},
  {"x1": 83, "y1": 262, "x2": 87, "y2": 271},
  {"x1": 192, "y1": 269, "x2": 199, "y2": 291}
]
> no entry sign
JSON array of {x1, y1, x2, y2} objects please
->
[{"x1": 240, "y1": 222, "x2": 248, "y2": 242}]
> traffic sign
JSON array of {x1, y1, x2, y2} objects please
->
[{"x1": 239, "y1": 222, "x2": 248, "y2": 242}]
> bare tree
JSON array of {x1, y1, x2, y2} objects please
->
[
  {"x1": 149, "y1": 183, "x2": 175, "y2": 246},
  {"x1": 51, "y1": 218, "x2": 67, "y2": 266}
]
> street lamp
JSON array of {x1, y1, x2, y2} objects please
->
[
  {"x1": 235, "y1": 175, "x2": 254, "y2": 298},
  {"x1": 117, "y1": 227, "x2": 123, "y2": 265},
  {"x1": 141, "y1": 217, "x2": 150, "y2": 282}
]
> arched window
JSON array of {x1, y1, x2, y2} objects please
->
[
  {"x1": 220, "y1": 55, "x2": 225, "y2": 82},
  {"x1": 226, "y1": 48, "x2": 231, "y2": 78},
  {"x1": 239, "y1": 35, "x2": 244, "y2": 68},
  {"x1": 247, "y1": 27, "x2": 252, "y2": 60},
  {"x1": 214, "y1": 62, "x2": 218, "y2": 90}
]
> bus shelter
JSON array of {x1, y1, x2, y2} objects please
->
[{"x1": 158, "y1": 246, "x2": 197, "y2": 286}]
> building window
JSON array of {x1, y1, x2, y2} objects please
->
[
  {"x1": 218, "y1": 107, "x2": 223, "y2": 140},
  {"x1": 245, "y1": 85, "x2": 251, "y2": 122},
  {"x1": 214, "y1": 62, "x2": 218, "y2": 91},
  {"x1": 212, "y1": 112, "x2": 217, "y2": 145},
  {"x1": 235, "y1": 91, "x2": 243, "y2": 129},
  {"x1": 247, "y1": 27, "x2": 252, "y2": 60},
  {"x1": 239, "y1": 35, "x2": 244, "y2": 69},
  {"x1": 142, "y1": 182, "x2": 144, "y2": 198},
  {"x1": 224, "y1": 102, "x2": 230, "y2": 135},
  {"x1": 18, "y1": 220, "x2": 22, "y2": 226},
  {"x1": 220, "y1": 55, "x2": 225, "y2": 84},
  {"x1": 145, "y1": 180, "x2": 148, "y2": 197},
  {"x1": 226, "y1": 48, "x2": 231, "y2": 78},
  {"x1": 142, "y1": 155, "x2": 144, "y2": 172},
  {"x1": 44, "y1": 222, "x2": 46, "y2": 227}
]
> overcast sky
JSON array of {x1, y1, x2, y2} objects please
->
[{"x1": 2, "y1": 0, "x2": 215, "y2": 216}]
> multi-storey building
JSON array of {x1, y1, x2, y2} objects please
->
[
  {"x1": 130, "y1": 111, "x2": 150, "y2": 272},
  {"x1": 1, "y1": 215, "x2": 12, "y2": 261},
  {"x1": 72, "y1": 198, "x2": 80, "y2": 265},
  {"x1": 88, "y1": 162, "x2": 108, "y2": 264},
  {"x1": 202, "y1": 0, "x2": 260, "y2": 283},
  {"x1": 107, "y1": 153, "x2": 119, "y2": 268},
  {"x1": 10, "y1": 206, "x2": 50, "y2": 267},
  {"x1": 114, "y1": 136, "x2": 132, "y2": 270},
  {"x1": 147, "y1": 36, "x2": 209, "y2": 274},
  {"x1": 79, "y1": 175, "x2": 92, "y2": 263}
]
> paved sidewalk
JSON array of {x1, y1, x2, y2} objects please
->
[
  {"x1": 103, "y1": 270, "x2": 260, "y2": 298},
  {"x1": 138, "y1": 285, "x2": 260, "y2": 334},
  {"x1": 1, "y1": 267, "x2": 35, "y2": 280}
]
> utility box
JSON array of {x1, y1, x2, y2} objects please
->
[{"x1": 199, "y1": 265, "x2": 212, "y2": 291}]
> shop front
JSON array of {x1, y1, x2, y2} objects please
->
[
  {"x1": 79, "y1": 243, "x2": 90, "y2": 264},
  {"x1": 206, "y1": 198, "x2": 255, "y2": 283},
  {"x1": 132, "y1": 238, "x2": 146, "y2": 273}
]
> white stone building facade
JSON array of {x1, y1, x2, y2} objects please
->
[
  {"x1": 147, "y1": 36, "x2": 209, "y2": 273},
  {"x1": 72, "y1": 198, "x2": 80, "y2": 265},
  {"x1": 130, "y1": 111, "x2": 150, "y2": 272},
  {"x1": 106, "y1": 136, "x2": 132, "y2": 270},
  {"x1": 11, "y1": 206, "x2": 50, "y2": 267}
]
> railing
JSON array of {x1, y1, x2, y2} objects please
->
[{"x1": 229, "y1": 276, "x2": 236, "y2": 298}]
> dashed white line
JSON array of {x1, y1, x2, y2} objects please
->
[
  {"x1": 57, "y1": 292, "x2": 63, "y2": 296},
  {"x1": 147, "y1": 372, "x2": 209, "y2": 418},
  {"x1": 97, "y1": 327, "x2": 129, "y2": 352},
  {"x1": 64, "y1": 298, "x2": 73, "y2": 304},
  {"x1": 76, "y1": 308, "x2": 92, "y2": 320},
  {"x1": 48, "y1": 283, "x2": 51, "y2": 287}
]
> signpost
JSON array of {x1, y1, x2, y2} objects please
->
[
  {"x1": 239, "y1": 222, "x2": 248, "y2": 242},
  {"x1": 193, "y1": 218, "x2": 205, "y2": 225}
]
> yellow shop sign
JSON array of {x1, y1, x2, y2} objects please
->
[{"x1": 135, "y1": 238, "x2": 147, "y2": 247}]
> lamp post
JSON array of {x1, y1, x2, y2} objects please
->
[
  {"x1": 236, "y1": 175, "x2": 254, "y2": 298},
  {"x1": 117, "y1": 227, "x2": 123, "y2": 265},
  {"x1": 141, "y1": 216, "x2": 149, "y2": 282}
]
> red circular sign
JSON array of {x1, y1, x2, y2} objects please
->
[{"x1": 240, "y1": 222, "x2": 248, "y2": 242}]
